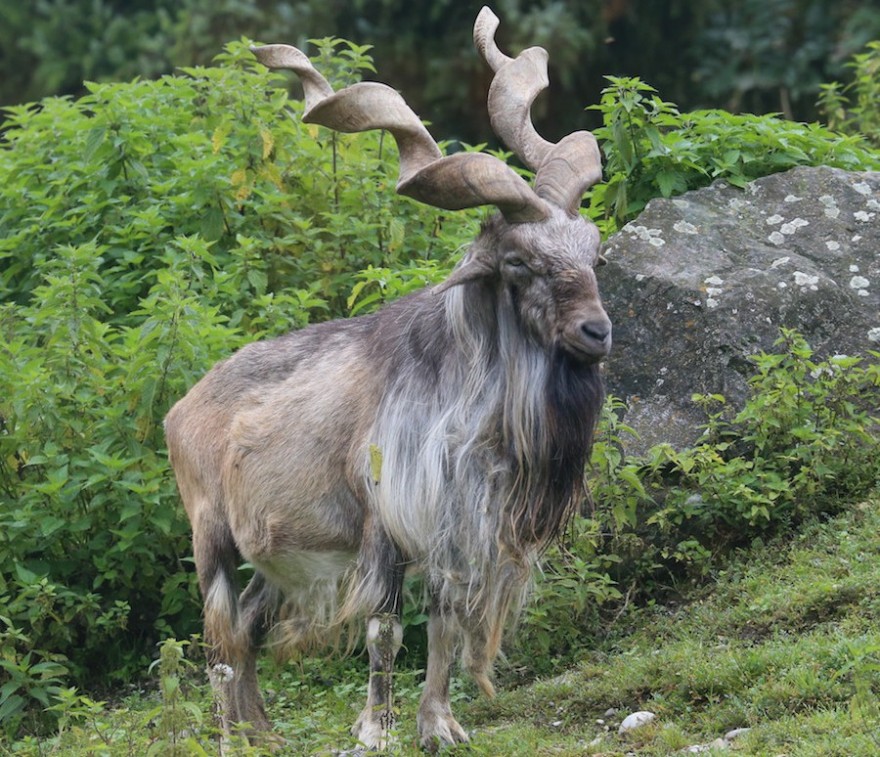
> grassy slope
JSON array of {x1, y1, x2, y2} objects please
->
[
  {"x1": 464, "y1": 496, "x2": 880, "y2": 756},
  {"x1": 12, "y1": 496, "x2": 880, "y2": 756}
]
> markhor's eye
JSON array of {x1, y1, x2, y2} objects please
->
[{"x1": 505, "y1": 256, "x2": 526, "y2": 268}]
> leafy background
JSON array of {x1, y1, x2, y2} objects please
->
[
  {"x1": 2, "y1": 0, "x2": 880, "y2": 142},
  {"x1": 0, "y1": 2, "x2": 878, "y2": 743}
]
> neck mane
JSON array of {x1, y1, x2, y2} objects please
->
[{"x1": 445, "y1": 278, "x2": 604, "y2": 550}]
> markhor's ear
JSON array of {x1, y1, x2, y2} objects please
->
[{"x1": 433, "y1": 255, "x2": 494, "y2": 294}]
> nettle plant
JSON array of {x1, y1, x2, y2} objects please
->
[
  {"x1": 818, "y1": 40, "x2": 880, "y2": 148},
  {"x1": 517, "y1": 331, "x2": 879, "y2": 669},
  {"x1": 0, "y1": 39, "x2": 471, "y2": 734},
  {"x1": 643, "y1": 331, "x2": 880, "y2": 559},
  {"x1": 587, "y1": 75, "x2": 880, "y2": 232}
]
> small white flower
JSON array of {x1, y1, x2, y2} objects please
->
[
  {"x1": 849, "y1": 276, "x2": 870, "y2": 289},
  {"x1": 765, "y1": 214, "x2": 784, "y2": 225},
  {"x1": 704, "y1": 275, "x2": 724, "y2": 286},
  {"x1": 854, "y1": 210, "x2": 875, "y2": 222}
]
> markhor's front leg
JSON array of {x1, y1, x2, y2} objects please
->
[
  {"x1": 351, "y1": 613, "x2": 403, "y2": 750},
  {"x1": 417, "y1": 610, "x2": 469, "y2": 752}
]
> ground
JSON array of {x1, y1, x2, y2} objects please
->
[{"x1": 12, "y1": 497, "x2": 880, "y2": 756}]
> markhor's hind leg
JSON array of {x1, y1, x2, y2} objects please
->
[
  {"x1": 205, "y1": 571, "x2": 281, "y2": 751},
  {"x1": 230, "y1": 572, "x2": 279, "y2": 736}
]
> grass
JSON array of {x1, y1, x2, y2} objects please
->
[{"x1": 6, "y1": 497, "x2": 879, "y2": 756}]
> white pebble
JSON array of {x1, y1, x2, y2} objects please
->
[
  {"x1": 618, "y1": 711, "x2": 656, "y2": 734},
  {"x1": 725, "y1": 727, "x2": 752, "y2": 741}
]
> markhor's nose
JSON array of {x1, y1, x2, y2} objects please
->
[
  {"x1": 574, "y1": 315, "x2": 612, "y2": 361},
  {"x1": 581, "y1": 319, "x2": 611, "y2": 344}
]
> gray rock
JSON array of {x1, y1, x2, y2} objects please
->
[{"x1": 600, "y1": 166, "x2": 880, "y2": 456}]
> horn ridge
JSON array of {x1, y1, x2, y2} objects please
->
[
  {"x1": 473, "y1": 6, "x2": 512, "y2": 73},
  {"x1": 249, "y1": 44, "x2": 333, "y2": 113},
  {"x1": 398, "y1": 152, "x2": 547, "y2": 223},
  {"x1": 533, "y1": 132, "x2": 603, "y2": 216},
  {"x1": 486, "y1": 46, "x2": 554, "y2": 171},
  {"x1": 302, "y1": 83, "x2": 443, "y2": 187}
]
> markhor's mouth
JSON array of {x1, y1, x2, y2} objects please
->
[{"x1": 560, "y1": 334, "x2": 611, "y2": 364}]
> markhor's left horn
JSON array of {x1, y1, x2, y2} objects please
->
[{"x1": 473, "y1": 6, "x2": 602, "y2": 216}]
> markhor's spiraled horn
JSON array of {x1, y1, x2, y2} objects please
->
[
  {"x1": 473, "y1": 6, "x2": 603, "y2": 216},
  {"x1": 252, "y1": 6, "x2": 601, "y2": 222},
  {"x1": 251, "y1": 43, "x2": 550, "y2": 223}
]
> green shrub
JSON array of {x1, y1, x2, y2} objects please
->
[
  {"x1": 520, "y1": 331, "x2": 879, "y2": 667},
  {"x1": 647, "y1": 331, "x2": 879, "y2": 537},
  {"x1": 818, "y1": 41, "x2": 880, "y2": 147},
  {"x1": 587, "y1": 76, "x2": 880, "y2": 231},
  {"x1": 0, "y1": 39, "x2": 472, "y2": 734}
]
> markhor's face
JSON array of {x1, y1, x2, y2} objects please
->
[{"x1": 498, "y1": 211, "x2": 612, "y2": 363}]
